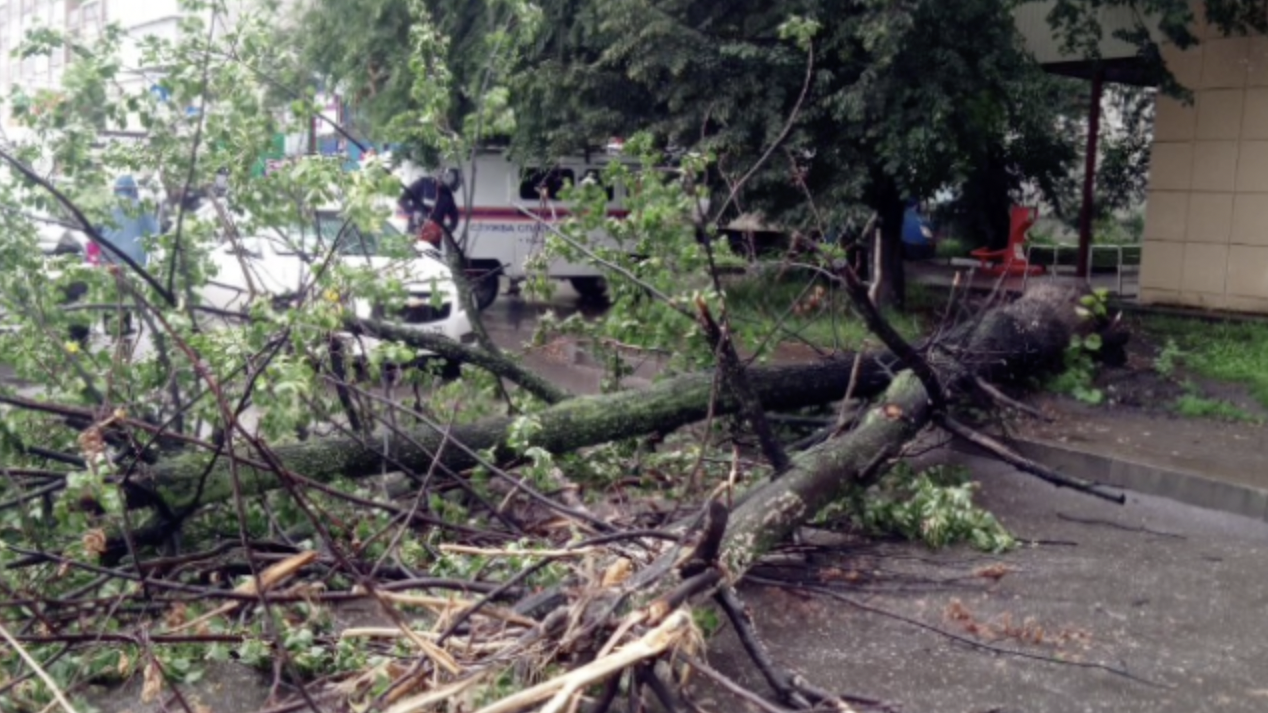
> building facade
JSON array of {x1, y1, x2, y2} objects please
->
[
  {"x1": 1021, "y1": 1, "x2": 1268, "y2": 314},
  {"x1": 0, "y1": 1, "x2": 185, "y2": 91},
  {"x1": 0, "y1": 1, "x2": 261, "y2": 124},
  {"x1": 1138, "y1": 19, "x2": 1268, "y2": 313},
  {"x1": 0, "y1": 1, "x2": 104, "y2": 92}
]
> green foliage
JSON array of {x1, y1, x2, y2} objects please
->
[
  {"x1": 1154, "y1": 338, "x2": 1182, "y2": 378},
  {"x1": 517, "y1": 137, "x2": 729, "y2": 376},
  {"x1": 0, "y1": 2, "x2": 529, "y2": 703},
  {"x1": 1047, "y1": 289, "x2": 1110, "y2": 404},
  {"x1": 692, "y1": 607, "x2": 723, "y2": 638},
  {"x1": 296, "y1": 0, "x2": 538, "y2": 162},
  {"x1": 288, "y1": 0, "x2": 1184, "y2": 241},
  {"x1": 1093, "y1": 214, "x2": 1143, "y2": 245},
  {"x1": 1076, "y1": 289, "x2": 1111, "y2": 321},
  {"x1": 1049, "y1": 335, "x2": 1104, "y2": 405},
  {"x1": 815, "y1": 463, "x2": 1015, "y2": 553},
  {"x1": 723, "y1": 269, "x2": 927, "y2": 356},
  {"x1": 1046, "y1": 0, "x2": 1266, "y2": 98},
  {"x1": 935, "y1": 237, "x2": 970, "y2": 260},
  {"x1": 510, "y1": 0, "x2": 1085, "y2": 232}
]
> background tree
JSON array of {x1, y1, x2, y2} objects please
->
[
  {"x1": 500, "y1": 0, "x2": 1084, "y2": 306},
  {"x1": 297, "y1": 0, "x2": 531, "y2": 161},
  {"x1": 295, "y1": 0, "x2": 1268, "y2": 306}
]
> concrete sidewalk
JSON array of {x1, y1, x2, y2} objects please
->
[
  {"x1": 1013, "y1": 397, "x2": 1268, "y2": 522},
  {"x1": 700, "y1": 451, "x2": 1268, "y2": 713}
]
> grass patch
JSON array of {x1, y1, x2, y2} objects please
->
[
  {"x1": 1138, "y1": 315, "x2": 1268, "y2": 408},
  {"x1": 1173, "y1": 393, "x2": 1260, "y2": 423},
  {"x1": 724, "y1": 268, "x2": 934, "y2": 353},
  {"x1": 936, "y1": 237, "x2": 970, "y2": 260}
]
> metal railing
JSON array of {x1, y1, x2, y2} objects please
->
[{"x1": 1022, "y1": 243, "x2": 1139, "y2": 296}]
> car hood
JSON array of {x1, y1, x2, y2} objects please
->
[
  {"x1": 342, "y1": 253, "x2": 454, "y2": 288},
  {"x1": 212, "y1": 242, "x2": 458, "y2": 300}
]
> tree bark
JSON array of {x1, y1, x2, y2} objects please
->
[
  {"x1": 142, "y1": 359, "x2": 886, "y2": 513},
  {"x1": 719, "y1": 371, "x2": 928, "y2": 575},
  {"x1": 138, "y1": 284, "x2": 1090, "y2": 518},
  {"x1": 578, "y1": 371, "x2": 944, "y2": 659},
  {"x1": 605, "y1": 284, "x2": 1102, "y2": 633},
  {"x1": 868, "y1": 176, "x2": 907, "y2": 310},
  {"x1": 879, "y1": 191, "x2": 907, "y2": 311}
]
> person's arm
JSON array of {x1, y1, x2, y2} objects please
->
[
  {"x1": 400, "y1": 178, "x2": 425, "y2": 214},
  {"x1": 439, "y1": 189, "x2": 460, "y2": 232},
  {"x1": 398, "y1": 185, "x2": 417, "y2": 214}
]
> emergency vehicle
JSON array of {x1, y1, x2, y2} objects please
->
[{"x1": 389, "y1": 147, "x2": 641, "y2": 310}]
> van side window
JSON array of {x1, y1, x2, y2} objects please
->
[
  {"x1": 519, "y1": 168, "x2": 575, "y2": 201},
  {"x1": 582, "y1": 169, "x2": 615, "y2": 201}
]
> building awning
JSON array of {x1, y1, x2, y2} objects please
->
[
  {"x1": 1015, "y1": 1, "x2": 1166, "y2": 87},
  {"x1": 1043, "y1": 56, "x2": 1160, "y2": 87}
]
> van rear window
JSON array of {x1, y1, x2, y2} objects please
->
[{"x1": 519, "y1": 168, "x2": 575, "y2": 201}]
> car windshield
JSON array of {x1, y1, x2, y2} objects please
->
[{"x1": 270, "y1": 213, "x2": 412, "y2": 258}]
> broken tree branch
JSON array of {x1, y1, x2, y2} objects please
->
[
  {"x1": 694, "y1": 296, "x2": 791, "y2": 473},
  {"x1": 346, "y1": 316, "x2": 572, "y2": 404},
  {"x1": 471, "y1": 611, "x2": 692, "y2": 713},
  {"x1": 973, "y1": 377, "x2": 1053, "y2": 423},
  {"x1": 938, "y1": 415, "x2": 1124, "y2": 504}
]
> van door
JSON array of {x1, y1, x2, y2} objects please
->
[{"x1": 455, "y1": 158, "x2": 520, "y2": 276}]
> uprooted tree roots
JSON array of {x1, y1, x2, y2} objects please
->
[{"x1": 0, "y1": 283, "x2": 1129, "y2": 712}]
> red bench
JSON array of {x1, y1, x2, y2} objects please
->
[{"x1": 969, "y1": 205, "x2": 1045, "y2": 276}]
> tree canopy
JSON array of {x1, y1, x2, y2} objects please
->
[{"x1": 290, "y1": 0, "x2": 1264, "y2": 304}]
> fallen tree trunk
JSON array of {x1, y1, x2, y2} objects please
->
[
  {"x1": 720, "y1": 370, "x2": 928, "y2": 575},
  {"x1": 579, "y1": 371, "x2": 931, "y2": 631},
  {"x1": 554, "y1": 286, "x2": 1117, "y2": 694},
  {"x1": 138, "y1": 284, "x2": 1092, "y2": 518},
  {"x1": 144, "y1": 358, "x2": 889, "y2": 513},
  {"x1": 625, "y1": 285, "x2": 1100, "y2": 590}
]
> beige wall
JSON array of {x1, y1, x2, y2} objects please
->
[{"x1": 1140, "y1": 17, "x2": 1268, "y2": 313}]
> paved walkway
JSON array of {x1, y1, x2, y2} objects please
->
[
  {"x1": 700, "y1": 451, "x2": 1268, "y2": 713},
  {"x1": 1013, "y1": 396, "x2": 1268, "y2": 522}
]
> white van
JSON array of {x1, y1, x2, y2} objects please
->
[{"x1": 390, "y1": 149, "x2": 636, "y2": 309}]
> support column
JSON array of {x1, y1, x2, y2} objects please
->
[{"x1": 1077, "y1": 66, "x2": 1105, "y2": 279}]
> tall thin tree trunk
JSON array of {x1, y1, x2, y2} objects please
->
[{"x1": 873, "y1": 185, "x2": 907, "y2": 311}]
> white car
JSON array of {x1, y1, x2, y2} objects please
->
[{"x1": 201, "y1": 210, "x2": 474, "y2": 359}]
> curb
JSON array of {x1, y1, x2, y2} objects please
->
[{"x1": 972, "y1": 437, "x2": 1268, "y2": 523}]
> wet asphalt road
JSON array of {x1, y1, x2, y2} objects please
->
[
  {"x1": 702, "y1": 449, "x2": 1268, "y2": 713},
  {"x1": 479, "y1": 279, "x2": 666, "y2": 392}
]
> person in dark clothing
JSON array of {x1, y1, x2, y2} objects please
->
[
  {"x1": 399, "y1": 169, "x2": 460, "y2": 246},
  {"x1": 399, "y1": 175, "x2": 436, "y2": 226}
]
